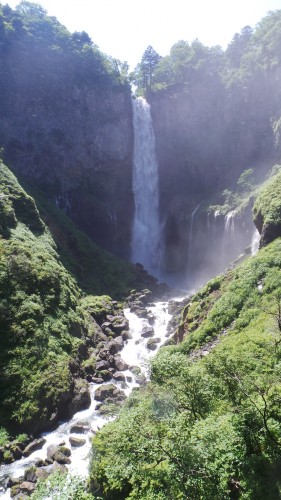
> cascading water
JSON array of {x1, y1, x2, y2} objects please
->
[
  {"x1": 187, "y1": 202, "x2": 203, "y2": 282},
  {"x1": 131, "y1": 97, "x2": 162, "y2": 278},
  {"x1": 251, "y1": 228, "x2": 260, "y2": 255},
  {"x1": 0, "y1": 298, "x2": 177, "y2": 498}
]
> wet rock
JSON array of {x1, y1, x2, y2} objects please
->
[
  {"x1": 50, "y1": 461, "x2": 68, "y2": 474},
  {"x1": 126, "y1": 375, "x2": 133, "y2": 383},
  {"x1": 70, "y1": 421, "x2": 90, "y2": 434},
  {"x1": 7, "y1": 477, "x2": 23, "y2": 488},
  {"x1": 52, "y1": 451, "x2": 71, "y2": 465},
  {"x1": 141, "y1": 326, "x2": 154, "y2": 338},
  {"x1": 135, "y1": 373, "x2": 147, "y2": 386},
  {"x1": 47, "y1": 444, "x2": 71, "y2": 464},
  {"x1": 34, "y1": 458, "x2": 45, "y2": 468},
  {"x1": 69, "y1": 436, "x2": 86, "y2": 447},
  {"x1": 12, "y1": 481, "x2": 36, "y2": 496},
  {"x1": 129, "y1": 365, "x2": 141, "y2": 376},
  {"x1": 114, "y1": 356, "x2": 128, "y2": 371},
  {"x1": 96, "y1": 360, "x2": 110, "y2": 371},
  {"x1": 134, "y1": 308, "x2": 147, "y2": 318},
  {"x1": 107, "y1": 336, "x2": 124, "y2": 354},
  {"x1": 122, "y1": 330, "x2": 132, "y2": 340},
  {"x1": 22, "y1": 438, "x2": 46, "y2": 458},
  {"x1": 113, "y1": 372, "x2": 126, "y2": 382},
  {"x1": 147, "y1": 313, "x2": 155, "y2": 325},
  {"x1": 110, "y1": 317, "x2": 129, "y2": 335},
  {"x1": 94, "y1": 384, "x2": 116, "y2": 402},
  {"x1": 99, "y1": 370, "x2": 112, "y2": 382},
  {"x1": 146, "y1": 337, "x2": 161, "y2": 350},
  {"x1": 91, "y1": 376, "x2": 104, "y2": 384},
  {"x1": 24, "y1": 466, "x2": 49, "y2": 483},
  {"x1": 68, "y1": 379, "x2": 91, "y2": 415}
]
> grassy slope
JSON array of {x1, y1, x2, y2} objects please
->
[
  {"x1": 90, "y1": 230, "x2": 281, "y2": 496},
  {"x1": 21, "y1": 183, "x2": 154, "y2": 300},
  {"x1": 0, "y1": 162, "x2": 93, "y2": 434}
]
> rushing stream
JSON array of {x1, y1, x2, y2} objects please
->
[{"x1": 0, "y1": 300, "x2": 175, "y2": 498}]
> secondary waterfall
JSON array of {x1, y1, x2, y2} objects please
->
[
  {"x1": 131, "y1": 97, "x2": 162, "y2": 278},
  {"x1": 187, "y1": 202, "x2": 203, "y2": 282}
]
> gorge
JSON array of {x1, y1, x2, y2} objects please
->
[{"x1": 2, "y1": 2, "x2": 281, "y2": 499}]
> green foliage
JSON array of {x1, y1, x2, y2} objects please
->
[
  {"x1": 253, "y1": 167, "x2": 281, "y2": 239},
  {"x1": 90, "y1": 237, "x2": 281, "y2": 499},
  {"x1": 31, "y1": 471, "x2": 95, "y2": 499},
  {"x1": 0, "y1": 427, "x2": 10, "y2": 446},
  {"x1": 23, "y1": 183, "x2": 141, "y2": 299},
  {"x1": 0, "y1": 163, "x2": 92, "y2": 432}
]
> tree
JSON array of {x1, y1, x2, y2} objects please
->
[{"x1": 137, "y1": 45, "x2": 161, "y2": 91}]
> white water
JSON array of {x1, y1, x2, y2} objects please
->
[
  {"x1": 187, "y1": 202, "x2": 203, "y2": 280},
  {"x1": 251, "y1": 228, "x2": 260, "y2": 255},
  {"x1": 0, "y1": 301, "x2": 174, "y2": 498},
  {"x1": 131, "y1": 97, "x2": 162, "y2": 277},
  {"x1": 224, "y1": 210, "x2": 236, "y2": 234}
]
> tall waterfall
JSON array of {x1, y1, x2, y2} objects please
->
[{"x1": 131, "y1": 97, "x2": 162, "y2": 277}]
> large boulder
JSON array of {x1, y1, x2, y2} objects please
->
[
  {"x1": 22, "y1": 438, "x2": 46, "y2": 458},
  {"x1": 69, "y1": 436, "x2": 86, "y2": 447}
]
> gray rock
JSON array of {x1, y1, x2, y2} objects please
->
[
  {"x1": 146, "y1": 337, "x2": 161, "y2": 350},
  {"x1": 107, "y1": 336, "x2": 124, "y2": 354},
  {"x1": 22, "y1": 438, "x2": 46, "y2": 458},
  {"x1": 147, "y1": 313, "x2": 155, "y2": 325},
  {"x1": 70, "y1": 421, "x2": 90, "y2": 434},
  {"x1": 141, "y1": 326, "x2": 154, "y2": 338},
  {"x1": 69, "y1": 436, "x2": 86, "y2": 447},
  {"x1": 96, "y1": 360, "x2": 110, "y2": 371},
  {"x1": 122, "y1": 330, "x2": 132, "y2": 341},
  {"x1": 114, "y1": 356, "x2": 128, "y2": 371},
  {"x1": 113, "y1": 372, "x2": 126, "y2": 382},
  {"x1": 94, "y1": 384, "x2": 116, "y2": 402}
]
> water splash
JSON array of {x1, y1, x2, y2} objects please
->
[
  {"x1": 187, "y1": 202, "x2": 203, "y2": 280},
  {"x1": 251, "y1": 228, "x2": 260, "y2": 255},
  {"x1": 131, "y1": 97, "x2": 162, "y2": 278}
]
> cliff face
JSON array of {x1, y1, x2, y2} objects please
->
[
  {"x1": 148, "y1": 82, "x2": 275, "y2": 277},
  {"x1": 1, "y1": 83, "x2": 134, "y2": 257}
]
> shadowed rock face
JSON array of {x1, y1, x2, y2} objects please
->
[{"x1": 1, "y1": 81, "x2": 134, "y2": 258}]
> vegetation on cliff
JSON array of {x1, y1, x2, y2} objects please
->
[{"x1": 90, "y1": 229, "x2": 281, "y2": 497}]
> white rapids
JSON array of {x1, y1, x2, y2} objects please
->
[{"x1": 0, "y1": 300, "x2": 174, "y2": 497}]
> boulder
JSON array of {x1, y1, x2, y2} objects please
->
[
  {"x1": 69, "y1": 436, "x2": 86, "y2": 447},
  {"x1": 94, "y1": 384, "x2": 116, "y2": 402},
  {"x1": 113, "y1": 372, "x2": 126, "y2": 382},
  {"x1": 17, "y1": 481, "x2": 36, "y2": 495},
  {"x1": 99, "y1": 370, "x2": 112, "y2": 382},
  {"x1": 122, "y1": 330, "x2": 132, "y2": 341},
  {"x1": 68, "y1": 379, "x2": 91, "y2": 415},
  {"x1": 70, "y1": 421, "x2": 90, "y2": 434},
  {"x1": 107, "y1": 336, "x2": 124, "y2": 354},
  {"x1": 22, "y1": 438, "x2": 46, "y2": 458},
  {"x1": 114, "y1": 356, "x2": 128, "y2": 371},
  {"x1": 147, "y1": 313, "x2": 155, "y2": 325},
  {"x1": 146, "y1": 337, "x2": 161, "y2": 350},
  {"x1": 110, "y1": 317, "x2": 129, "y2": 335},
  {"x1": 96, "y1": 360, "x2": 110, "y2": 371},
  {"x1": 134, "y1": 308, "x2": 147, "y2": 318},
  {"x1": 141, "y1": 326, "x2": 154, "y2": 338}
]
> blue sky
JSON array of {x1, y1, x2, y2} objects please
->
[{"x1": 7, "y1": 0, "x2": 281, "y2": 68}]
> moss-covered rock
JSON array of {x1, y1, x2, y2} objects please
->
[{"x1": 253, "y1": 166, "x2": 281, "y2": 246}]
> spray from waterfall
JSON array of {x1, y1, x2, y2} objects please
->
[
  {"x1": 131, "y1": 97, "x2": 162, "y2": 278},
  {"x1": 187, "y1": 202, "x2": 203, "y2": 281}
]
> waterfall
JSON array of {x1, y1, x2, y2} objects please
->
[
  {"x1": 187, "y1": 202, "x2": 203, "y2": 280},
  {"x1": 251, "y1": 228, "x2": 260, "y2": 255},
  {"x1": 225, "y1": 210, "x2": 236, "y2": 233},
  {"x1": 131, "y1": 97, "x2": 162, "y2": 278}
]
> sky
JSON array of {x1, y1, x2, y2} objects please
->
[{"x1": 7, "y1": 0, "x2": 281, "y2": 68}]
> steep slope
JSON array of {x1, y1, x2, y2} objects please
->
[
  {"x1": 0, "y1": 162, "x2": 94, "y2": 435},
  {"x1": 90, "y1": 181, "x2": 281, "y2": 498}
]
